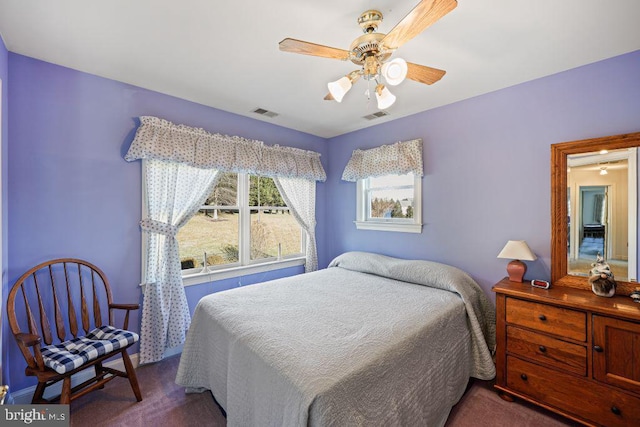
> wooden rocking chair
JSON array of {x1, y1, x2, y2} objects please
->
[{"x1": 7, "y1": 258, "x2": 142, "y2": 404}]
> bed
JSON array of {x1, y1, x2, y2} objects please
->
[{"x1": 176, "y1": 251, "x2": 496, "y2": 426}]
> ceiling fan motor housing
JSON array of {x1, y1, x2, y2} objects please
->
[
  {"x1": 349, "y1": 33, "x2": 392, "y2": 64},
  {"x1": 350, "y1": 10, "x2": 392, "y2": 78}
]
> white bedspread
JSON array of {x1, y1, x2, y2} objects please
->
[{"x1": 176, "y1": 252, "x2": 496, "y2": 426}]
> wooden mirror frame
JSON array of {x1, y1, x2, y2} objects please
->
[{"x1": 551, "y1": 131, "x2": 640, "y2": 295}]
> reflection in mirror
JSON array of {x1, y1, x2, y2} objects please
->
[{"x1": 566, "y1": 149, "x2": 637, "y2": 282}]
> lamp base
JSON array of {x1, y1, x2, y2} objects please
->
[{"x1": 506, "y1": 259, "x2": 527, "y2": 282}]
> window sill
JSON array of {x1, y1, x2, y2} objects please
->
[
  {"x1": 354, "y1": 221, "x2": 423, "y2": 233},
  {"x1": 139, "y1": 257, "x2": 306, "y2": 289},
  {"x1": 181, "y1": 257, "x2": 306, "y2": 287}
]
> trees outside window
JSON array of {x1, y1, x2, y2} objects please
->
[{"x1": 177, "y1": 173, "x2": 304, "y2": 273}]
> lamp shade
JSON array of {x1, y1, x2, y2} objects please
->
[
  {"x1": 375, "y1": 84, "x2": 396, "y2": 110},
  {"x1": 327, "y1": 76, "x2": 353, "y2": 103},
  {"x1": 497, "y1": 240, "x2": 537, "y2": 261},
  {"x1": 381, "y1": 58, "x2": 408, "y2": 86}
]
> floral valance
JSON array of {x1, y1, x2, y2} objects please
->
[
  {"x1": 341, "y1": 138, "x2": 423, "y2": 181},
  {"x1": 125, "y1": 116, "x2": 326, "y2": 182}
]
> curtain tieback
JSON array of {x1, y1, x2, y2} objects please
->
[{"x1": 140, "y1": 218, "x2": 178, "y2": 236}]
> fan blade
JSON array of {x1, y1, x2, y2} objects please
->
[
  {"x1": 279, "y1": 38, "x2": 350, "y2": 60},
  {"x1": 406, "y1": 62, "x2": 446, "y2": 85},
  {"x1": 324, "y1": 93, "x2": 334, "y2": 101},
  {"x1": 382, "y1": 0, "x2": 457, "y2": 50}
]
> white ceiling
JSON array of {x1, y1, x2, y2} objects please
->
[{"x1": 1, "y1": 0, "x2": 639, "y2": 138}]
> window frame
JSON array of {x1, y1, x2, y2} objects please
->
[
  {"x1": 140, "y1": 162, "x2": 306, "y2": 288},
  {"x1": 354, "y1": 173, "x2": 423, "y2": 233}
]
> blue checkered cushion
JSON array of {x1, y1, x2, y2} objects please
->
[{"x1": 41, "y1": 325, "x2": 139, "y2": 374}]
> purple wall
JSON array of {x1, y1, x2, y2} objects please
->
[
  {"x1": 6, "y1": 54, "x2": 327, "y2": 391},
  {"x1": 0, "y1": 34, "x2": 9, "y2": 393},
  {"x1": 326, "y1": 50, "x2": 640, "y2": 296}
]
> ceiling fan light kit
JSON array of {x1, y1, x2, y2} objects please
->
[
  {"x1": 279, "y1": 0, "x2": 457, "y2": 110},
  {"x1": 328, "y1": 76, "x2": 352, "y2": 103},
  {"x1": 328, "y1": 70, "x2": 361, "y2": 103},
  {"x1": 375, "y1": 84, "x2": 397, "y2": 110},
  {"x1": 381, "y1": 58, "x2": 408, "y2": 86}
]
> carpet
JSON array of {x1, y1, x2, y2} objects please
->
[
  {"x1": 578, "y1": 237, "x2": 604, "y2": 258},
  {"x1": 445, "y1": 380, "x2": 575, "y2": 427},
  {"x1": 68, "y1": 355, "x2": 575, "y2": 426},
  {"x1": 70, "y1": 356, "x2": 226, "y2": 427}
]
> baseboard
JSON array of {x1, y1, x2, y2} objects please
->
[
  {"x1": 10, "y1": 346, "x2": 182, "y2": 404},
  {"x1": 162, "y1": 345, "x2": 183, "y2": 360}
]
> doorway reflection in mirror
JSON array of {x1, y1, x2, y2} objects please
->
[{"x1": 567, "y1": 148, "x2": 637, "y2": 282}]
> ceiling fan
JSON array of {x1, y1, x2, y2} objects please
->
[{"x1": 279, "y1": 0, "x2": 458, "y2": 110}]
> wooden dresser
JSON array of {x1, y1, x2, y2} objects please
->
[{"x1": 493, "y1": 277, "x2": 640, "y2": 426}]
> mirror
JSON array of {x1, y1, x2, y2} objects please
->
[{"x1": 551, "y1": 132, "x2": 640, "y2": 295}]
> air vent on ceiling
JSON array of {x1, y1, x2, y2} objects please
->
[
  {"x1": 363, "y1": 111, "x2": 389, "y2": 121},
  {"x1": 252, "y1": 107, "x2": 279, "y2": 118}
]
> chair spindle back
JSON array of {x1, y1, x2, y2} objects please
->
[{"x1": 8, "y1": 259, "x2": 114, "y2": 366}]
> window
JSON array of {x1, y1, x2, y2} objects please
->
[
  {"x1": 176, "y1": 172, "x2": 305, "y2": 283},
  {"x1": 355, "y1": 173, "x2": 422, "y2": 233}
]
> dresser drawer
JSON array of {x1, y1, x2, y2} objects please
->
[
  {"x1": 506, "y1": 326, "x2": 586, "y2": 376},
  {"x1": 506, "y1": 297, "x2": 586, "y2": 342},
  {"x1": 507, "y1": 356, "x2": 640, "y2": 427}
]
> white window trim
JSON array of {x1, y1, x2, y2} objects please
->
[
  {"x1": 140, "y1": 162, "x2": 306, "y2": 288},
  {"x1": 354, "y1": 174, "x2": 423, "y2": 233},
  {"x1": 181, "y1": 256, "x2": 306, "y2": 287}
]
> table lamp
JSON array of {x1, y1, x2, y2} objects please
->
[{"x1": 497, "y1": 240, "x2": 537, "y2": 282}]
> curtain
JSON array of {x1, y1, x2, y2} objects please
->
[
  {"x1": 274, "y1": 177, "x2": 318, "y2": 272},
  {"x1": 341, "y1": 138, "x2": 423, "y2": 181},
  {"x1": 126, "y1": 116, "x2": 326, "y2": 181},
  {"x1": 139, "y1": 159, "x2": 220, "y2": 364}
]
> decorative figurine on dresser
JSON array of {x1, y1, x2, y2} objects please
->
[
  {"x1": 588, "y1": 253, "x2": 617, "y2": 297},
  {"x1": 493, "y1": 131, "x2": 640, "y2": 427}
]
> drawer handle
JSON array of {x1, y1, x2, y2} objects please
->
[
  {"x1": 520, "y1": 373, "x2": 528, "y2": 381},
  {"x1": 611, "y1": 406, "x2": 621, "y2": 416},
  {"x1": 538, "y1": 345, "x2": 547, "y2": 353},
  {"x1": 594, "y1": 345, "x2": 603, "y2": 353},
  {"x1": 538, "y1": 314, "x2": 547, "y2": 321}
]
